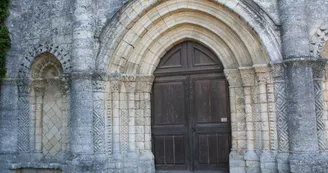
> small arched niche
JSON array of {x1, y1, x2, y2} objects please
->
[{"x1": 30, "y1": 52, "x2": 69, "y2": 160}]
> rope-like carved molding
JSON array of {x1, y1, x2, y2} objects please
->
[
  {"x1": 310, "y1": 23, "x2": 328, "y2": 58},
  {"x1": 18, "y1": 41, "x2": 72, "y2": 78}
]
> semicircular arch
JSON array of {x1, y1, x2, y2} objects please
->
[{"x1": 97, "y1": 0, "x2": 281, "y2": 73}]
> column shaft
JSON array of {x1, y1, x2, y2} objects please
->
[
  {"x1": 0, "y1": 79, "x2": 18, "y2": 153},
  {"x1": 279, "y1": 0, "x2": 309, "y2": 59},
  {"x1": 286, "y1": 61, "x2": 318, "y2": 152},
  {"x1": 70, "y1": 0, "x2": 95, "y2": 155}
]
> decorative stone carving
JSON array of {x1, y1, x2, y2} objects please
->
[
  {"x1": 254, "y1": 65, "x2": 271, "y2": 83},
  {"x1": 272, "y1": 63, "x2": 289, "y2": 153},
  {"x1": 93, "y1": 74, "x2": 106, "y2": 153},
  {"x1": 25, "y1": 53, "x2": 70, "y2": 159},
  {"x1": 271, "y1": 63, "x2": 286, "y2": 79},
  {"x1": 310, "y1": 23, "x2": 328, "y2": 58},
  {"x1": 109, "y1": 78, "x2": 121, "y2": 93},
  {"x1": 312, "y1": 60, "x2": 328, "y2": 150},
  {"x1": 224, "y1": 69, "x2": 242, "y2": 87},
  {"x1": 136, "y1": 75, "x2": 154, "y2": 93},
  {"x1": 16, "y1": 79, "x2": 31, "y2": 152},
  {"x1": 239, "y1": 67, "x2": 255, "y2": 86},
  {"x1": 19, "y1": 41, "x2": 72, "y2": 78},
  {"x1": 312, "y1": 59, "x2": 327, "y2": 80}
]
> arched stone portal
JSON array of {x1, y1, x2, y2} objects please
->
[
  {"x1": 152, "y1": 40, "x2": 231, "y2": 172},
  {"x1": 99, "y1": 0, "x2": 282, "y2": 172}
]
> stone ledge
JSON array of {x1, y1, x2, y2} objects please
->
[{"x1": 9, "y1": 162, "x2": 65, "y2": 170}]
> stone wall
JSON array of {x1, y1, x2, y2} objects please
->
[{"x1": 1, "y1": 0, "x2": 328, "y2": 173}]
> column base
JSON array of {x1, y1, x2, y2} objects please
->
[
  {"x1": 230, "y1": 151, "x2": 246, "y2": 173},
  {"x1": 260, "y1": 151, "x2": 277, "y2": 173},
  {"x1": 289, "y1": 152, "x2": 328, "y2": 173},
  {"x1": 277, "y1": 153, "x2": 290, "y2": 173},
  {"x1": 244, "y1": 151, "x2": 260, "y2": 173},
  {"x1": 105, "y1": 152, "x2": 154, "y2": 173}
]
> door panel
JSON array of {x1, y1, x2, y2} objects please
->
[
  {"x1": 190, "y1": 74, "x2": 230, "y2": 171},
  {"x1": 153, "y1": 82, "x2": 185, "y2": 125},
  {"x1": 152, "y1": 41, "x2": 230, "y2": 172},
  {"x1": 152, "y1": 76, "x2": 190, "y2": 170}
]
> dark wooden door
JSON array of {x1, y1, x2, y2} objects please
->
[{"x1": 152, "y1": 41, "x2": 231, "y2": 172}]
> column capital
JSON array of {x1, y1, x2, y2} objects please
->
[
  {"x1": 312, "y1": 59, "x2": 327, "y2": 80},
  {"x1": 254, "y1": 64, "x2": 271, "y2": 83},
  {"x1": 239, "y1": 67, "x2": 255, "y2": 86},
  {"x1": 92, "y1": 72, "x2": 107, "y2": 92},
  {"x1": 136, "y1": 75, "x2": 154, "y2": 93},
  {"x1": 1, "y1": 77, "x2": 19, "y2": 85},
  {"x1": 224, "y1": 69, "x2": 242, "y2": 87},
  {"x1": 271, "y1": 62, "x2": 286, "y2": 79}
]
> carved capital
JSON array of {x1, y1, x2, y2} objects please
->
[
  {"x1": 121, "y1": 75, "x2": 137, "y2": 82},
  {"x1": 224, "y1": 69, "x2": 242, "y2": 87},
  {"x1": 239, "y1": 67, "x2": 255, "y2": 86},
  {"x1": 136, "y1": 81, "x2": 152, "y2": 93},
  {"x1": 271, "y1": 63, "x2": 286, "y2": 79},
  {"x1": 93, "y1": 80, "x2": 106, "y2": 91},
  {"x1": 109, "y1": 79, "x2": 121, "y2": 93},
  {"x1": 93, "y1": 73, "x2": 107, "y2": 92},
  {"x1": 16, "y1": 78, "x2": 30, "y2": 94},
  {"x1": 254, "y1": 65, "x2": 271, "y2": 83},
  {"x1": 312, "y1": 59, "x2": 327, "y2": 80},
  {"x1": 31, "y1": 79, "x2": 45, "y2": 95},
  {"x1": 124, "y1": 82, "x2": 137, "y2": 92},
  {"x1": 1, "y1": 78, "x2": 18, "y2": 85},
  {"x1": 136, "y1": 75, "x2": 154, "y2": 93}
]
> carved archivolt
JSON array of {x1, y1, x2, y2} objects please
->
[
  {"x1": 19, "y1": 41, "x2": 72, "y2": 78},
  {"x1": 310, "y1": 23, "x2": 328, "y2": 58},
  {"x1": 97, "y1": 0, "x2": 280, "y2": 74}
]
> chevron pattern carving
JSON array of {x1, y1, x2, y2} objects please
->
[
  {"x1": 18, "y1": 93, "x2": 30, "y2": 152},
  {"x1": 93, "y1": 99, "x2": 105, "y2": 153},
  {"x1": 275, "y1": 82, "x2": 289, "y2": 152},
  {"x1": 314, "y1": 81, "x2": 326, "y2": 150}
]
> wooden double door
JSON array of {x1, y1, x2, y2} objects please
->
[{"x1": 152, "y1": 41, "x2": 231, "y2": 172}]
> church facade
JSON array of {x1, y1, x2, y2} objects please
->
[{"x1": 1, "y1": 0, "x2": 328, "y2": 172}]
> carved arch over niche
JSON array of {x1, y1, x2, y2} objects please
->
[
  {"x1": 18, "y1": 41, "x2": 72, "y2": 78},
  {"x1": 16, "y1": 52, "x2": 70, "y2": 160},
  {"x1": 30, "y1": 53, "x2": 70, "y2": 160},
  {"x1": 310, "y1": 23, "x2": 328, "y2": 58}
]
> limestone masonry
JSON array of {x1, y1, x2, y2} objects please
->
[{"x1": 1, "y1": 0, "x2": 328, "y2": 173}]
